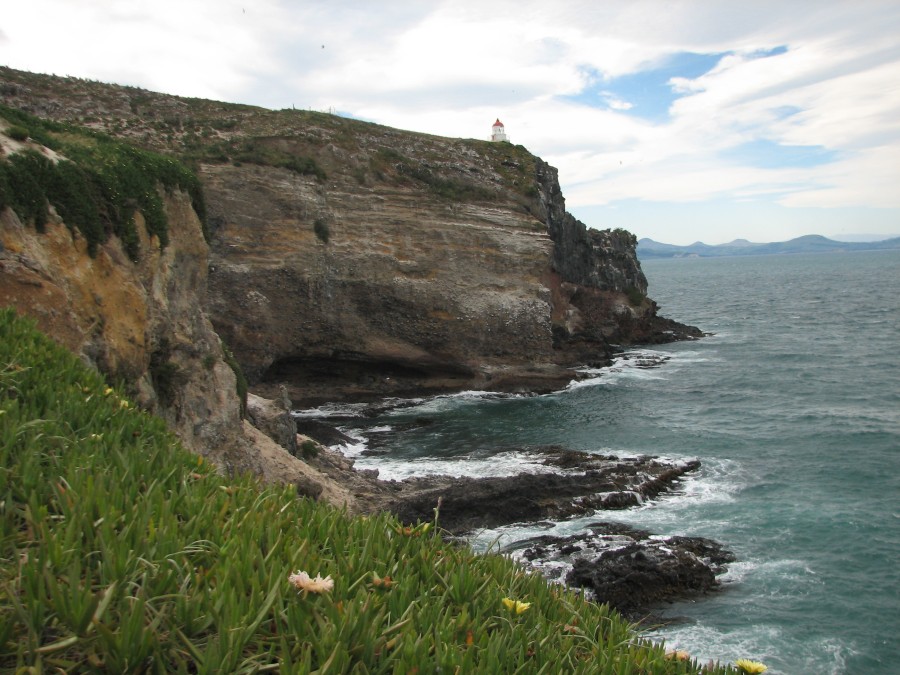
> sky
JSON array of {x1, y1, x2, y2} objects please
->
[{"x1": 2, "y1": 0, "x2": 900, "y2": 245}]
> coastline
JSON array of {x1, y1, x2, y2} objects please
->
[
  {"x1": 253, "y1": 328, "x2": 726, "y2": 623},
  {"x1": 292, "y1": 412, "x2": 734, "y2": 622}
]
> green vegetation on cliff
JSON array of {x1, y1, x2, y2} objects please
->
[
  {"x1": 0, "y1": 105, "x2": 206, "y2": 259},
  {"x1": 0, "y1": 309, "x2": 734, "y2": 673}
]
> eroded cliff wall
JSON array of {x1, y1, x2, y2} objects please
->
[
  {"x1": 1, "y1": 67, "x2": 699, "y2": 409},
  {"x1": 0, "y1": 113, "x2": 358, "y2": 506},
  {"x1": 201, "y1": 132, "x2": 686, "y2": 404},
  {"x1": 0, "y1": 183, "x2": 246, "y2": 458}
]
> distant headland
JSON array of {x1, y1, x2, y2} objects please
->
[{"x1": 638, "y1": 234, "x2": 900, "y2": 259}]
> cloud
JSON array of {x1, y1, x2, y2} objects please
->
[
  {"x1": 2, "y1": 0, "x2": 898, "y2": 240},
  {"x1": 3, "y1": 0, "x2": 285, "y2": 101}
]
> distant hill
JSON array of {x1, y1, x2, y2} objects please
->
[{"x1": 637, "y1": 234, "x2": 900, "y2": 259}]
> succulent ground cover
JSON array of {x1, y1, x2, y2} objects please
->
[{"x1": 0, "y1": 308, "x2": 739, "y2": 672}]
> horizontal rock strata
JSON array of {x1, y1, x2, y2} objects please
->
[{"x1": 1, "y1": 66, "x2": 701, "y2": 409}]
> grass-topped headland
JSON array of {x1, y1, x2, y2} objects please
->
[
  {"x1": 0, "y1": 105, "x2": 206, "y2": 259},
  {"x1": 0, "y1": 309, "x2": 737, "y2": 673},
  {"x1": 1, "y1": 67, "x2": 543, "y2": 218}
]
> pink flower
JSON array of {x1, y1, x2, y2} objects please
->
[{"x1": 288, "y1": 570, "x2": 334, "y2": 594}]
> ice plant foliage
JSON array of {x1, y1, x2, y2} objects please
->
[
  {"x1": 735, "y1": 659, "x2": 768, "y2": 673},
  {"x1": 288, "y1": 570, "x2": 334, "y2": 594},
  {"x1": 0, "y1": 310, "x2": 741, "y2": 673}
]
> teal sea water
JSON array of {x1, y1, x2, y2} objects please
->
[{"x1": 307, "y1": 250, "x2": 900, "y2": 674}]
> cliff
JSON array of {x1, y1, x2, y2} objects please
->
[
  {"x1": 0, "y1": 101, "x2": 355, "y2": 505},
  {"x1": 0, "y1": 66, "x2": 698, "y2": 411}
]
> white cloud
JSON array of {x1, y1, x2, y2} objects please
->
[
  {"x1": 3, "y1": 0, "x2": 286, "y2": 101},
  {"x1": 2, "y1": 0, "x2": 899, "y2": 240}
]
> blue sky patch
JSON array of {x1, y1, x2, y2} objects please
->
[
  {"x1": 722, "y1": 139, "x2": 838, "y2": 169},
  {"x1": 565, "y1": 51, "x2": 726, "y2": 121},
  {"x1": 749, "y1": 45, "x2": 788, "y2": 59},
  {"x1": 566, "y1": 47, "x2": 789, "y2": 122}
]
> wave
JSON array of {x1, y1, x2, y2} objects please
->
[
  {"x1": 592, "y1": 457, "x2": 746, "y2": 535},
  {"x1": 717, "y1": 557, "x2": 822, "y2": 592},
  {"x1": 648, "y1": 622, "x2": 855, "y2": 675},
  {"x1": 333, "y1": 427, "x2": 565, "y2": 480},
  {"x1": 355, "y1": 450, "x2": 565, "y2": 481},
  {"x1": 566, "y1": 347, "x2": 722, "y2": 390}
]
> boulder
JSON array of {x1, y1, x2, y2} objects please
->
[{"x1": 247, "y1": 389, "x2": 297, "y2": 456}]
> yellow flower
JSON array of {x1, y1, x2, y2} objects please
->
[
  {"x1": 666, "y1": 650, "x2": 690, "y2": 661},
  {"x1": 288, "y1": 570, "x2": 334, "y2": 594},
  {"x1": 735, "y1": 659, "x2": 767, "y2": 674},
  {"x1": 104, "y1": 387, "x2": 114, "y2": 396},
  {"x1": 502, "y1": 597, "x2": 531, "y2": 614}
]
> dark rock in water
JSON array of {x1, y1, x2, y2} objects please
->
[
  {"x1": 283, "y1": 424, "x2": 732, "y2": 620},
  {"x1": 295, "y1": 419, "x2": 358, "y2": 447},
  {"x1": 665, "y1": 535, "x2": 736, "y2": 575},
  {"x1": 506, "y1": 522, "x2": 734, "y2": 621},
  {"x1": 567, "y1": 543, "x2": 717, "y2": 618},
  {"x1": 360, "y1": 448, "x2": 391, "y2": 457},
  {"x1": 384, "y1": 447, "x2": 700, "y2": 535}
]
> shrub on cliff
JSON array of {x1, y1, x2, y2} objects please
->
[
  {"x1": 232, "y1": 138, "x2": 326, "y2": 181},
  {"x1": 313, "y1": 216, "x2": 330, "y2": 243},
  {"x1": 6, "y1": 124, "x2": 28, "y2": 141},
  {"x1": 0, "y1": 105, "x2": 207, "y2": 258},
  {"x1": 0, "y1": 309, "x2": 737, "y2": 674}
]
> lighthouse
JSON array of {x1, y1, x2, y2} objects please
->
[{"x1": 491, "y1": 118, "x2": 508, "y2": 142}]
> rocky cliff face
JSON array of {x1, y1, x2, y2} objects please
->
[
  {"x1": 0, "y1": 121, "x2": 363, "y2": 509},
  {"x1": 0, "y1": 182, "x2": 246, "y2": 463},
  {"x1": 201, "y1": 134, "x2": 691, "y2": 405},
  {"x1": 201, "y1": 136, "x2": 563, "y2": 404},
  {"x1": 1, "y1": 67, "x2": 699, "y2": 410}
]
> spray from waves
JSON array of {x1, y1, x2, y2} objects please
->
[
  {"x1": 293, "y1": 396, "x2": 433, "y2": 420},
  {"x1": 594, "y1": 457, "x2": 747, "y2": 535},
  {"x1": 380, "y1": 389, "x2": 530, "y2": 417},
  {"x1": 330, "y1": 427, "x2": 566, "y2": 481},
  {"x1": 463, "y1": 458, "x2": 743, "y2": 556},
  {"x1": 567, "y1": 347, "x2": 722, "y2": 390},
  {"x1": 353, "y1": 449, "x2": 565, "y2": 481}
]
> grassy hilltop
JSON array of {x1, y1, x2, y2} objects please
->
[{"x1": 0, "y1": 308, "x2": 737, "y2": 673}]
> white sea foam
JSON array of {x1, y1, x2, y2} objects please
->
[
  {"x1": 566, "y1": 347, "x2": 723, "y2": 390},
  {"x1": 330, "y1": 423, "x2": 566, "y2": 481},
  {"x1": 592, "y1": 457, "x2": 746, "y2": 535},
  {"x1": 647, "y1": 623, "x2": 785, "y2": 674},
  {"x1": 293, "y1": 401, "x2": 376, "y2": 419},
  {"x1": 348, "y1": 449, "x2": 564, "y2": 481},
  {"x1": 647, "y1": 622, "x2": 855, "y2": 675},
  {"x1": 381, "y1": 389, "x2": 523, "y2": 417},
  {"x1": 719, "y1": 557, "x2": 821, "y2": 589}
]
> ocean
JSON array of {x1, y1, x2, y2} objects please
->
[{"x1": 301, "y1": 250, "x2": 900, "y2": 674}]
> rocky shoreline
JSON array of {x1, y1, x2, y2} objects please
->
[
  {"x1": 508, "y1": 522, "x2": 735, "y2": 622},
  {"x1": 290, "y1": 413, "x2": 734, "y2": 622}
]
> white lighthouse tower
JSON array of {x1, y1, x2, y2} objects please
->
[{"x1": 491, "y1": 118, "x2": 508, "y2": 142}]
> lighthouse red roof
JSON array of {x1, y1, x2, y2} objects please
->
[{"x1": 493, "y1": 118, "x2": 504, "y2": 127}]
